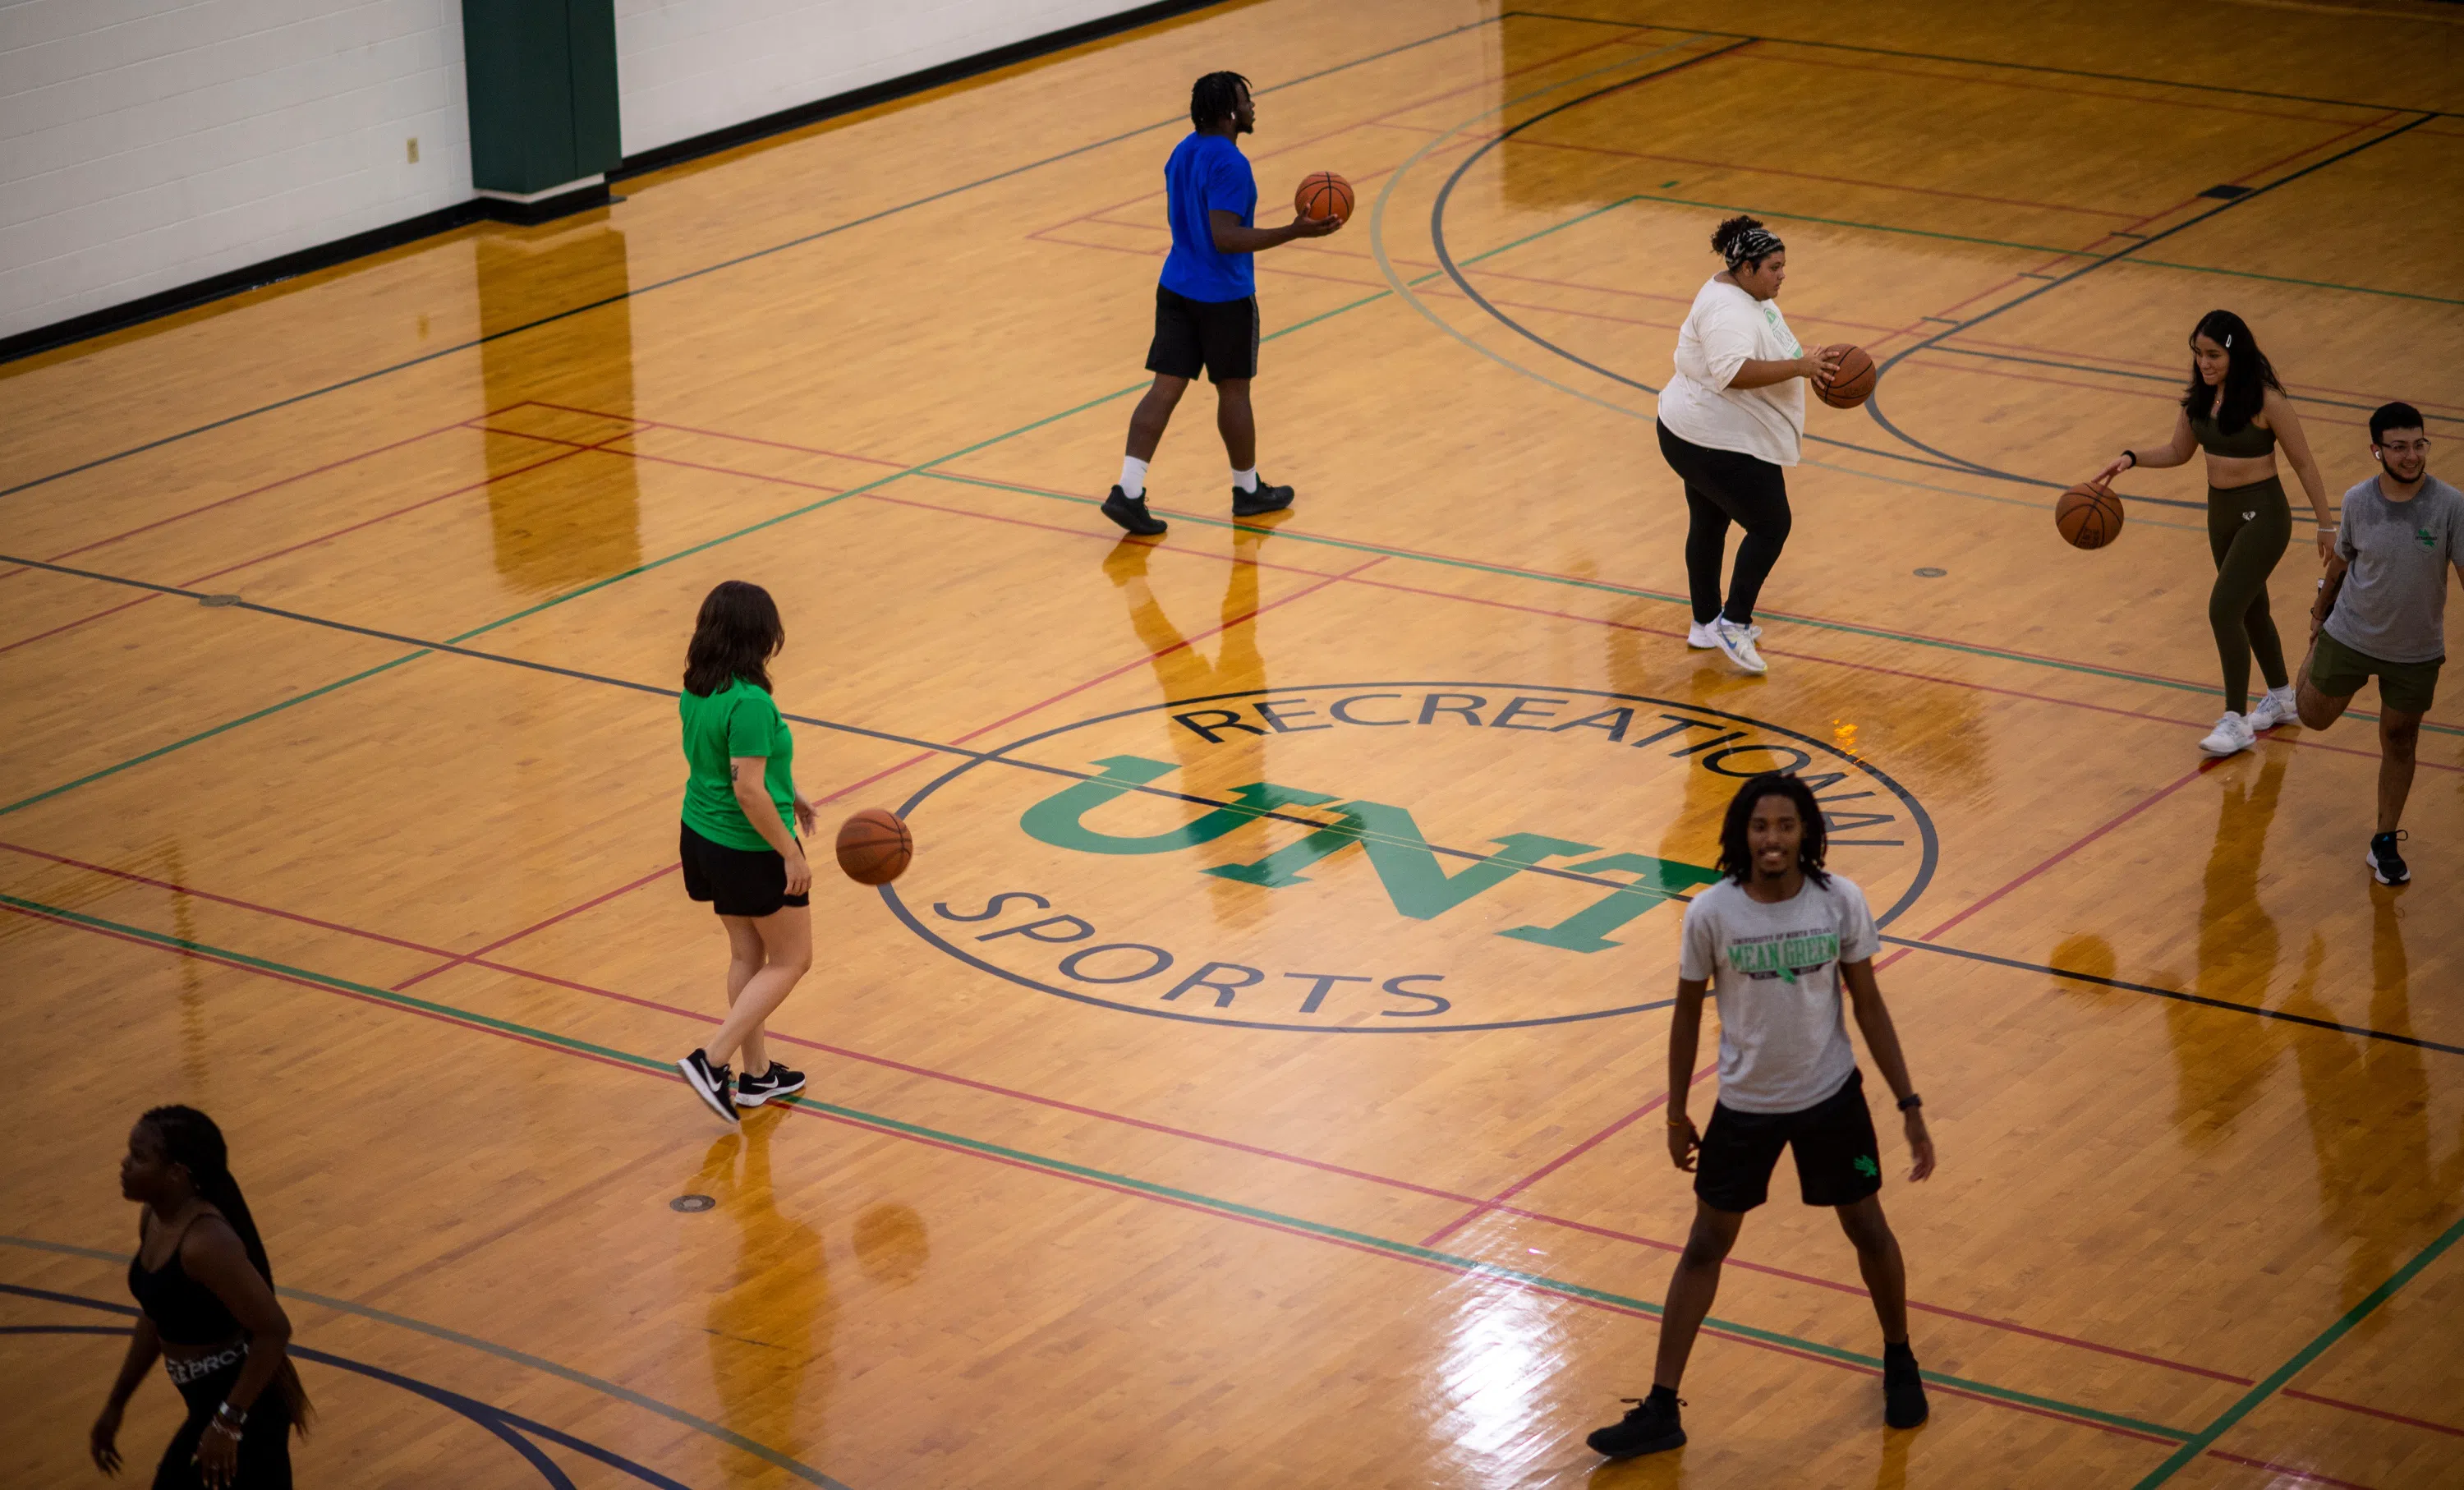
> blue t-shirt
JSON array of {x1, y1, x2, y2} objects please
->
[{"x1": 1158, "y1": 132, "x2": 1257, "y2": 303}]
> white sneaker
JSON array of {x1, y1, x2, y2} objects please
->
[
  {"x1": 1688, "y1": 619, "x2": 1762, "y2": 650},
  {"x1": 2246, "y1": 686, "x2": 2298, "y2": 732},
  {"x1": 1712, "y1": 618, "x2": 1768, "y2": 674},
  {"x1": 2198, "y1": 711, "x2": 2255, "y2": 756}
]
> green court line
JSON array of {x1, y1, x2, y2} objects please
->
[
  {"x1": 0, "y1": 889, "x2": 2191, "y2": 1445},
  {"x1": 0, "y1": 1234, "x2": 853, "y2": 1488},
  {"x1": 2131, "y1": 1206, "x2": 2464, "y2": 1488}
]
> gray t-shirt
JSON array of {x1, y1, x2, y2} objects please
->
[
  {"x1": 2325, "y1": 474, "x2": 2462, "y2": 665},
  {"x1": 1678, "y1": 874, "x2": 1878, "y2": 1114}
]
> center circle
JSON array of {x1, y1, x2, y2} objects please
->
[{"x1": 885, "y1": 683, "x2": 1936, "y2": 1033}]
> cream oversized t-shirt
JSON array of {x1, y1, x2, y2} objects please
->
[{"x1": 1656, "y1": 277, "x2": 1806, "y2": 467}]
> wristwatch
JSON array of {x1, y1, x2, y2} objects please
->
[{"x1": 1896, "y1": 1092, "x2": 1924, "y2": 1112}]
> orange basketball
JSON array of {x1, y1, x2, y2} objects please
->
[
  {"x1": 2056, "y1": 482, "x2": 2126, "y2": 550},
  {"x1": 835, "y1": 807, "x2": 913, "y2": 885},
  {"x1": 1295, "y1": 171, "x2": 1354, "y2": 224},
  {"x1": 1815, "y1": 344, "x2": 1877, "y2": 408}
]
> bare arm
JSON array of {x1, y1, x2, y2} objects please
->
[
  {"x1": 1210, "y1": 206, "x2": 1339, "y2": 255},
  {"x1": 2094, "y1": 407, "x2": 2195, "y2": 483},
  {"x1": 2264, "y1": 389, "x2": 2336, "y2": 558},
  {"x1": 730, "y1": 756, "x2": 811, "y2": 894},
  {"x1": 90, "y1": 1312, "x2": 163, "y2": 1472},
  {"x1": 2312, "y1": 550, "x2": 2351, "y2": 637},
  {"x1": 1727, "y1": 350, "x2": 1838, "y2": 391},
  {"x1": 1841, "y1": 959, "x2": 1935, "y2": 1180},
  {"x1": 182, "y1": 1220, "x2": 292, "y2": 1412},
  {"x1": 1665, "y1": 977, "x2": 1708, "y2": 1170}
]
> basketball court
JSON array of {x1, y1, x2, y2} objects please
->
[{"x1": 4, "y1": 1, "x2": 2462, "y2": 1484}]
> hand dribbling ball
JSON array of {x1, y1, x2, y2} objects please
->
[
  {"x1": 835, "y1": 808, "x2": 913, "y2": 885},
  {"x1": 1294, "y1": 172, "x2": 1354, "y2": 224},
  {"x1": 2055, "y1": 482, "x2": 2126, "y2": 550},
  {"x1": 1815, "y1": 344, "x2": 1877, "y2": 408}
]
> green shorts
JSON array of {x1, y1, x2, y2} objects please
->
[{"x1": 2310, "y1": 631, "x2": 2442, "y2": 714}]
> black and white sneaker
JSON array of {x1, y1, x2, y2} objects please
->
[
  {"x1": 1101, "y1": 485, "x2": 1167, "y2": 536},
  {"x1": 1231, "y1": 477, "x2": 1294, "y2": 517},
  {"x1": 677, "y1": 1049, "x2": 738, "y2": 1123},
  {"x1": 733, "y1": 1062, "x2": 807, "y2": 1107},
  {"x1": 2367, "y1": 830, "x2": 2410, "y2": 885},
  {"x1": 1585, "y1": 1392, "x2": 1685, "y2": 1459}
]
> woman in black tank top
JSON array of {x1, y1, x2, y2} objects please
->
[{"x1": 91, "y1": 1106, "x2": 310, "y2": 1488}]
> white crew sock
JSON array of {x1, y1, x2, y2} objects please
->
[
  {"x1": 1119, "y1": 456, "x2": 1148, "y2": 499},
  {"x1": 1233, "y1": 467, "x2": 1258, "y2": 493}
]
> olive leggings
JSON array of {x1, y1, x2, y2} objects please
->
[{"x1": 2207, "y1": 476, "x2": 2292, "y2": 715}]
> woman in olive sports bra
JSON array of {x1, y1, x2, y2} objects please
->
[{"x1": 2094, "y1": 309, "x2": 2333, "y2": 757}]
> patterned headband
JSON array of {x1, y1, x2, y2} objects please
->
[{"x1": 1724, "y1": 227, "x2": 1784, "y2": 268}]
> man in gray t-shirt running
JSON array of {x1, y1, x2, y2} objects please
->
[{"x1": 2296, "y1": 402, "x2": 2462, "y2": 885}]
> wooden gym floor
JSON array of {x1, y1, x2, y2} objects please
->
[{"x1": 4, "y1": 1, "x2": 2462, "y2": 1484}]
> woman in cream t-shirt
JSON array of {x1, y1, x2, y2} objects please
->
[{"x1": 1656, "y1": 214, "x2": 1839, "y2": 675}]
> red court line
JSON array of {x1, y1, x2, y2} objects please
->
[
  {"x1": 0, "y1": 404, "x2": 529, "y2": 585},
  {"x1": 0, "y1": 433, "x2": 621, "y2": 659},
  {"x1": 0, "y1": 835, "x2": 2369, "y2": 1402},
  {"x1": 0, "y1": 894, "x2": 2215, "y2": 1456},
  {"x1": 2280, "y1": 1389, "x2": 2464, "y2": 1441},
  {"x1": 388, "y1": 862, "x2": 678, "y2": 992},
  {"x1": 517, "y1": 401, "x2": 911, "y2": 471},
  {"x1": 1419, "y1": 1061, "x2": 1718, "y2": 1248}
]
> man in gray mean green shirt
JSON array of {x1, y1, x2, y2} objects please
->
[{"x1": 2296, "y1": 402, "x2": 2462, "y2": 885}]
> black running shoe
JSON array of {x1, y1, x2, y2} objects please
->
[
  {"x1": 1585, "y1": 1393, "x2": 1685, "y2": 1459},
  {"x1": 1883, "y1": 1356, "x2": 1929, "y2": 1429},
  {"x1": 1101, "y1": 485, "x2": 1167, "y2": 536},
  {"x1": 1231, "y1": 477, "x2": 1294, "y2": 517},
  {"x1": 733, "y1": 1061, "x2": 807, "y2": 1107},
  {"x1": 2367, "y1": 830, "x2": 2410, "y2": 885},
  {"x1": 677, "y1": 1050, "x2": 738, "y2": 1123}
]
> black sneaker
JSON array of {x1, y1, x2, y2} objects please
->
[
  {"x1": 1231, "y1": 476, "x2": 1294, "y2": 517},
  {"x1": 1101, "y1": 485, "x2": 1167, "y2": 536},
  {"x1": 1883, "y1": 1355, "x2": 1929, "y2": 1429},
  {"x1": 2367, "y1": 830, "x2": 2410, "y2": 885},
  {"x1": 733, "y1": 1061, "x2": 807, "y2": 1107},
  {"x1": 677, "y1": 1050, "x2": 737, "y2": 1123},
  {"x1": 1585, "y1": 1393, "x2": 1684, "y2": 1459}
]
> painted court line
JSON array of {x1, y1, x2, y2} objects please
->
[
  {"x1": 0, "y1": 889, "x2": 2210, "y2": 1451},
  {"x1": 6, "y1": 839, "x2": 2439, "y2": 1415}
]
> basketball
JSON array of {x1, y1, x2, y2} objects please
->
[
  {"x1": 835, "y1": 807, "x2": 913, "y2": 885},
  {"x1": 1816, "y1": 344, "x2": 1877, "y2": 408},
  {"x1": 1295, "y1": 171, "x2": 1354, "y2": 224},
  {"x1": 2055, "y1": 481, "x2": 2126, "y2": 550}
]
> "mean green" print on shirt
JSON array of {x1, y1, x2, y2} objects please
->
[{"x1": 1726, "y1": 928, "x2": 1841, "y2": 984}]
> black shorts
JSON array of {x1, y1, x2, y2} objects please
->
[
  {"x1": 1695, "y1": 1069, "x2": 1882, "y2": 1213},
  {"x1": 1147, "y1": 285, "x2": 1259, "y2": 383},
  {"x1": 679, "y1": 821, "x2": 808, "y2": 918}
]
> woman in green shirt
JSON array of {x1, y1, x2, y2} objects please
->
[{"x1": 673, "y1": 581, "x2": 818, "y2": 1123}]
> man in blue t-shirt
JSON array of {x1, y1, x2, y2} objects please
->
[{"x1": 1101, "y1": 71, "x2": 1342, "y2": 537}]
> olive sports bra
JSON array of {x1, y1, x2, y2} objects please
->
[{"x1": 2188, "y1": 410, "x2": 2276, "y2": 459}]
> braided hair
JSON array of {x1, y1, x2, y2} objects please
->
[
  {"x1": 142, "y1": 1105, "x2": 314, "y2": 1432},
  {"x1": 1190, "y1": 71, "x2": 1251, "y2": 130},
  {"x1": 1714, "y1": 773, "x2": 1831, "y2": 887}
]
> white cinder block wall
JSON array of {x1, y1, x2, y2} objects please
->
[
  {"x1": 614, "y1": 0, "x2": 1155, "y2": 156},
  {"x1": 0, "y1": 0, "x2": 474, "y2": 341}
]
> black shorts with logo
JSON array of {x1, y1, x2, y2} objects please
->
[
  {"x1": 1147, "y1": 285, "x2": 1260, "y2": 383},
  {"x1": 1695, "y1": 1068, "x2": 1882, "y2": 1212},
  {"x1": 679, "y1": 821, "x2": 809, "y2": 918}
]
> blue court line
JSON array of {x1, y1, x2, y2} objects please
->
[{"x1": 0, "y1": 1234, "x2": 853, "y2": 1488}]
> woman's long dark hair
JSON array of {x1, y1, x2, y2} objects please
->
[
  {"x1": 1715, "y1": 773, "x2": 1831, "y2": 887},
  {"x1": 142, "y1": 1105, "x2": 313, "y2": 1433},
  {"x1": 683, "y1": 581, "x2": 784, "y2": 697},
  {"x1": 2181, "y1": 309, "x2": 2282, "y2": 434}
]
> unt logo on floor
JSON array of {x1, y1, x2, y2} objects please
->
[{"x1": 886, "y1": 685, "x2": 1936, "y2": 1033}]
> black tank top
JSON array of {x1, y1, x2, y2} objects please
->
[{"x1": 126, "y1": 1214, "x2": 244, "y2": 1346}]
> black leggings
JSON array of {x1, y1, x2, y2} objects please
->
[
  {"x1": 2207, "y1": 476, "x2": 2292, "y2": 715},
  {"x1": 1658, "y1": 421, "x2": 1792, "y2": 625},
  {"x1": 154, "y1": 1358, "x2": 291, "y2": 1490}
]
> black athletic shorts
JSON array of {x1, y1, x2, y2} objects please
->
[
  {"x1": 679, "y1": 821, "x2": 808, "y2": 918},
  {"x1": 1694, "y1": 1069, "x2": 1882, "y2": 1213},
  {"x1": 1147, "y1": 285, "x2": 1259, "y2": 383}
]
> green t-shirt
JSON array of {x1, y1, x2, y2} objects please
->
[{"x1": 678, "y1": 678, "x2": 797, "y2": 852}]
